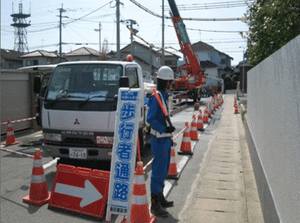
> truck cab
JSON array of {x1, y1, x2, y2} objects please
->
[{"x1": 40, "y1": 61, "x2": 147, "y2": 161}]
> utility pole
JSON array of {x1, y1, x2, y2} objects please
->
[
  {"x1": 162, "y1": 0, "x2": 165, "y2": 66},
  {"x1": 94, "y1": 22, "x2": 102, "y2": 58},
  {"x1": 116, "y1": 0, "x2": 120, "y2": 60},
  {"x1": 58, "y1": 4, "x2": 66, "y2": 59},
  {"x1": 121, "y1": 19, "x2": 138, "y2": 56},
  {"x1": 242, "y1": 49, "x2": 245, "y2": 97},
  {"x1": 239, "y1": 46, "x2": 245, "y2": 97},
  {"x1": 150, "y1": 46, "x2": 153, "y2": 77}
]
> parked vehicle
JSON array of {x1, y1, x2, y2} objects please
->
[{"x1": 19, "y1": 60, "x2": 152, "y2": 163}]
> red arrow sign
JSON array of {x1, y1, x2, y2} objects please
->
[{"x1": 49, "y1": 164, "x2": 110, "y2": 219}]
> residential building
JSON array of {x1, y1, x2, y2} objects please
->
[
  {"x1": 65, "y1": 47, "x2": 100, "y2": 61},
  {"x1": 20, "y1": 50, "x2": 61, "y2": 66},
  {"x1": 116, "y1": 41, "x2": 180, "y2": 82},
  {"x1": 0, "y1": 49, "x2": 22, "y2": 69},
  {"x1": 157, "y1": 49, "x2": 180, "y2": 72},
  {"x1": 178, "y1": 41, "x2": 233, "y2": 88}
]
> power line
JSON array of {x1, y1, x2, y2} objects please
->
[
  {"x1": 165, "y1": 0, "x2": 254, "y2": 11},
  {"x1": 129, "y1": 0, "x2": 247, "y2": 21},
  {"x1": 167, "y1": 25, "x2": 248, "y2": 34},
  {"x1": 64, "y1": 1, "x2": 113, "y2": 25}
]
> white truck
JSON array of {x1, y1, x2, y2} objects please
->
[{"x1": 21, "y1": 60, "x2": 153, "y2": 164}]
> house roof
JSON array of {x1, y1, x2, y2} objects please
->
[
  {"x1": 192, "y1": 41, "x2": 233, "y2": 60},
  {"x1": 121, "y1": 41, "x2": 161, "y2": 56},
  {"x1": 156, "y1": 49, "x2": 180, "y2": 58},
  {"x1": 1, "y1": 49, "x2": 22, "y2": 60},
  {"x1": 20, "y1": 50, "x2": 59, "y2": 58},
  {"x1": 200, "y1": 60, "x2": 219, "y2": 68},
  {"x1": 65, "y1": 47, "x2": 99, "y2": 56}
]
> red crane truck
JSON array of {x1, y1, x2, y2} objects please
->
[{"x1": 168, "y1": 0, "x2": 206, "y2": 102}]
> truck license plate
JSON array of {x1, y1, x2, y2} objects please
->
[{"x1": 69, "y1": 148, "x2": 87, "y2": 159}]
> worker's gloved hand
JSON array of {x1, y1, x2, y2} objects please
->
[{"x1": 164, "y1": 126, "x2": 176, "y2": 133}]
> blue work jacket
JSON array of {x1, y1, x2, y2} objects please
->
[{"x1": 147, "y1": 90, "x2": 169, "y2": 134}]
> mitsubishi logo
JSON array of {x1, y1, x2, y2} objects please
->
[{"x1": 74, "y1": 119, "x2": 80, "y2": 125}]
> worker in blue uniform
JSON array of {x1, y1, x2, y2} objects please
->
[{"x1": 147, "y1": 66, "x2": 176, "y2": 218}]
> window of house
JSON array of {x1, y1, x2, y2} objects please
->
[
  {"x1": 165, "y1": 60, "x2": 172, "y2": 66},
  {"x1": 26, "y1": 60, "x2": 38, "y2": 66},
  {"x1": 221, "y1": 59, "x2": 226, "y2": 64}
]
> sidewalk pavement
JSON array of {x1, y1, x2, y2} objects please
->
[{"x1": 178, "y1": 96, "x2": 264, "y2": 223}]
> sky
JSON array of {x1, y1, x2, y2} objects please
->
[{"x1": 1, "y1": 0, "x2": 252, "y2": 66}]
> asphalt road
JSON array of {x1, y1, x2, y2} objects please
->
[{"x1": 0, "y1": 97, "x2": 223, "y2": 223}]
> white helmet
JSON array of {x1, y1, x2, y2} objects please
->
[{"x1": 157, "y1": 66, "x2": 174, "y2": 80}]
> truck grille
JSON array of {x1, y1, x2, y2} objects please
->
[{"x1": 62, "y1": 137, "x2": 96, "y2": 147}]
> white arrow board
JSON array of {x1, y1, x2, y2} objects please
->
[{"x1": 55, "y1": 180, "x2": 103, "y2": 207}]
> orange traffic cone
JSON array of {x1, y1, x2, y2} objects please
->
[
  {"x1": 203, "y1": 106, "x2": 209, "y2": 123},
  {"x1": 130, "y1": 161, "x2": 156, "y2": 223},
  {"x1": 167, "y1": 145, "x2": 179, "y2": 180},
  {"x1": 3, "y1": 120, "x2": 19, "y2": 146},
  {"x1": 23, "y1": 148, "x2": 50, "y2": 206},
  {"x1": 190, "y1": 115, "x2": 199, "y2": 141},
  {"x1": 178, "y1": 122, "x2": 193, "y2": 156},
  {"x1": 197, "y1": 109, "x2": 204, "y2": 131},
  {"x1": 235, "y1": 104, "x2": 239, "y2": 114}
]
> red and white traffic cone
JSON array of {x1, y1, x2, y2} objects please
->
[
  {"x1": 235, "y1": 104, "x2": 239, "y2": 114},
  {"x1": 178, "y1": 122, "x2": 193, "y2": 156},
  {"x1": 197, "y1": 109, "x2": 204, "y2": 131},
  {"x1": 212, "y1": 96, "x2": 216, "y2": 112},
  {"x1": 203, "y1": 106, "x2": 209, "y2": 123},
  {"x1": 3, "y1": 120, "x2": 19, "y2": 146},
  {"x1": 190, "y1": 115, "x2": 199, "y2": 141},
  {"x1": 23, "y1": 148, "x2": 51, "y2": 206},
  {"x1": 167, "y1": 145, "x2": 179, "y2": 180},
  {"x1": 129, "y1": 161, "x2": 156, "y2": 223}
]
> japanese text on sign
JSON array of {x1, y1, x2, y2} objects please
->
[{"x1": 106, "y1": 88, "x2": 141, "y2": 221}]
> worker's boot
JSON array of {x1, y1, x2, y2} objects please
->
[
  {"x1": 151, "y1": 193, "x2": 169, "y2": 218},
  {"x1": 159, "y1": 192, "x2": 174, "y2": 208}
]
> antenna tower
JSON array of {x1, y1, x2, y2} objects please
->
[{"x1": 11, "y1": 1, "x2": 31, "y2": 54}]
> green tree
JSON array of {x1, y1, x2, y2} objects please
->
[{"x1": 246, "y1": 0, "x2": 300, "y2": 66}]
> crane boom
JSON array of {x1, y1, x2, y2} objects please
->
[{"x1": 167, "y1": 0, "x2": 206, "y2": 90}]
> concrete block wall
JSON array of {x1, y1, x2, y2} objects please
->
[{"x1": 247, "y1": 35, "x2": 300, "y2": 223}]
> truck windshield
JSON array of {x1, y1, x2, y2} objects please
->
[{"x1": 45, "y1": 64, "x2": 122, "y2": 102}]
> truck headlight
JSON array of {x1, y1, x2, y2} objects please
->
[{"x1": 44, "y1": 133, "x2": 62, "y2": 142}]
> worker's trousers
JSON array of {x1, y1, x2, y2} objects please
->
[{"x1": 150, "y1": 136, "x2": 172, "y2": 194}]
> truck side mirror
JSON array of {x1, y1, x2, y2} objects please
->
[
  {"x1": 33, "y1": 76, "x2": 41, "y2": 94},
  {"x1": 119, "y1": 76, "x2": 129, "y2": 88}
]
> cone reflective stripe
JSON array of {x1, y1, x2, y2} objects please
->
[
  {"x1": 130, "y1": 162, "x2": 156, "y2": 223},
  {"x1": 3, "y1": 120, "x2": 19, "y2": 146},
  {"x1": 23, "y1": 148, "x2": 50, "y2": 206},
  {"x1": 178, "y1": 122, "x2": 193, "y2": 155},
  {"x1": 197, "y1": 110, "x2": 204, "y2": 131},
  {"x1": 167, "y1": 146, "x2": 178, "y2": 179},
  {"x1": 190, "y1": 115, "x2": 199, "y2": 141}
]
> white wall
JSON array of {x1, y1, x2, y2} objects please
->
[
  {"x1": 247, "y1": 35, "x2": 300, "y2": 223},
  {"x1": 1, "y1": 71, "x2": 35, "y2": 134}
]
